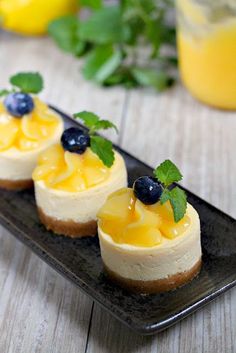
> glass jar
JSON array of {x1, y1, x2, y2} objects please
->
[{"x1": 176, "y1": 0, "x2": 236, "y2": 109}]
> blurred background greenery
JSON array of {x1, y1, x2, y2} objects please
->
[
  {"x1": 1, "y1": 0, "x2": 236, "y2": 109},
  {"x1": 0, "y1": 0, "x2": 177, "y2": 91}
]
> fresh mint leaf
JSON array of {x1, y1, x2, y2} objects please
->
[
  {"x1": 47, "y1": 0, "x2": 176, "y2": 91},
  {"x1": 74, "y1": 111, "x2": 118, "y2": 134},
  {"x1": 74, "y1": 111, "x2": 99, "y2": 128},
  {"x1": 79, "y1": 6, "x2": 128, "y2": 44},
  {"x1": 103, "y1": 67, "x2": 138, "y2": 88},
  {"x1": 156, "y1": 159, "x2": 187, "y2": 222},
  {"x1": 145, "y1": 18, "x2": 162, "y2": 58},
  {"x1": 74, "y1": 110, "x2": 116, "y2": 166},
  {"x1": 154, "y1": 159, "x2": 183, "y2": 187},
  {"x1": 160, "y1": 188, "x2": 170, "y2": 205},
  {"x1": 168, "y1": 187, "x2": 187, "y2": 223},
  {"x1": 90, "y1": 135, "x2": 114, "y2": 167},
  {"x1": 80, "y1": 0, "x2": 102, "y2": 10},
  {"x1": 48, "y1": 16, "x2": 87, "y2": 57},
  {"x1": 10, "y1": 72, "x2": 43, "y2": 94},
  {"x1": 0, "y1": 89, "x2": 11, "y2": 97},
  {"x1": 104, "y1": 71, "x2": 125, "y2": 86},
  {"x1": 83, "y1": 45, "x2": 122, "y2": 83},
  {"x1": 94, "y1": 120, "x2": 118, "y2": 133},
  {"x1": 131, "y1": 67, "x2": 174, "y2": 91},
  {"x1": 160, "y1": 186, "x2": 187, "y2": 222}
]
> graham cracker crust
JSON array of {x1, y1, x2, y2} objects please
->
[
  {"x1": 0, "y1": 178, "x2": 33, "y2": 191},
  {"x1": 38, "y1": 207, "x2": 97, "y2": 238},
  {"x1": 104, "y1": 259, "x2": 202, "y2": 294}
]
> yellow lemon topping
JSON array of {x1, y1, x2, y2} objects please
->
[
  {"x1": 0, "y1": 98, "x2": 61, "y2": 152},
  {"x1": 97, "y1": 188, "x2": 190, "y2": 248},
  {"x1": 33, "y1": 144, "x2": 110, "y2": 192}
]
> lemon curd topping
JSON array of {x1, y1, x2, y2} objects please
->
[
  {"x1": 0, "y1": 98, "x2": 61, "y2": 152},
  {"x1": 32, "y1": 144, "x2": 110, "y2": 192},
  {"x1": 97, "y1": 188, "x2": 191, "y2": 248},
  {"x1": 177, "y1": 0, "x2": 236, "y2": 109}
]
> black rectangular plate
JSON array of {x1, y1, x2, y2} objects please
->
[{"x1": 0, "y1": 107, "x2": 236, "y2": 335}]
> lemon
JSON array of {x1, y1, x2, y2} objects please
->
[{"x1": 0, "y1": 0, "x2": 78, "y2": 36}]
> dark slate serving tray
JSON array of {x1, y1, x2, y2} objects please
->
[{"x1": 0, "y1": 107, "x2": 236, "y2": 335}]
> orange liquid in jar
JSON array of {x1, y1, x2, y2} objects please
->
[{"x1": 177, "y1": 0, "x2": 236, "y2": 109}]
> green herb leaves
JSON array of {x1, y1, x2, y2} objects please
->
[
  {"x1": 79, "y1": 6, "x2": 128, "y2": 45},
  {"x1": 48, "y1": 16, "x2": 84, "y2": 56},
  {"x1": 48, "y1": 1, "x2": 176, "y2": 90},
  {"x1": 80, "y1": 0, "x2": 102, "y2": 10},
  {"x1": 74, "y1": 111, "x2": 118, "y2": 167},
  {"x1": 154, "y1": 159, "x2": 183, "y2": 187},
  {"x1": 160, "y1": 187, "x2": 187, "y2": 223},
  {"x1": 10, "y1": 72, "x2": 44, "y2": 94},
  {"x1": 131, "y1": 68, "x2": 174, "y2": 91},
  {"x1": 74, "y1": 111, "x2": 118, "y2": 133},
  {"x1": 0, "y1": 72, "x2": 44, "y2": 97},
  {"x1": 154, "y1": 160, "x2": 187, "y2": 222},
  {"x1": 90, "y1": 136, "x2": 114, "y2": 168},
  {"x1": 74, "y1": 111, "x2": 100, "y2": 128},
  {"x1": 83, "y1": 45, "x2": 122, "y2": 83}
]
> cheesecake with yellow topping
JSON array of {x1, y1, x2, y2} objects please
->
[
  {"x1": 97, "y1": 160, "x2": 202, "y2": 293},
  {"x1": 33, "y1": 111, "x2": 127, "y2": 237},
  {"x1": 0, "y1": 72, "x2": 63, "y2": 190}
]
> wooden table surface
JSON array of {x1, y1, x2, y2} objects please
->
[{"x1": 0, "y1": 32, "x2": 236, "y2": 353}]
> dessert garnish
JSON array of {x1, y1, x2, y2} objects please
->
[
  {"x1": 0, "y1": 72, "x2": 43, "y2": 117},
  {"x1": 0, "y1": 72, "x2": 63, "y2": 153},
  {"x1": 133, "y1": 160, "x2": 187, "y2": 222},
  {"x1": 61, "y1": 111, "x2": 118, "y2": 167}
]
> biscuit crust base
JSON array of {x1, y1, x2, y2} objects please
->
[
  {"x1": 0, "y1": 178, "x2": 33, "y2": 191},
  {"x1": 38, "y1": 207, "x2": 97, "y2": 238},
  {"x1": 104, "y1": 259, "x2": 202, "y2": 294}
]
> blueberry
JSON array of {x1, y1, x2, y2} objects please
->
[
  {"x1": 133, "y1": 176, "x2": 163, "y2": 205},
  {"x1": 4, "y1": 92, "x2": 34, "y2": 117},
  {"x1": 61, "y1": 127, "x2": 90, "y2": 154}
]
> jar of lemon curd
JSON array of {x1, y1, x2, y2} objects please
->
[{"x1": 176, "y1": 0, "x2": 236, "y2": 109}]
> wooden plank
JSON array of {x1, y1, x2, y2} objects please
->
[
  {"x1": 0, "y1": 33, "x2": 127, "y2": 353},
  {"x1": 0, "y1": 228, "x2": 92, "y2": 353},
  {"x1": 87, "y1": 85, "x2": 236, "y2": 352}
]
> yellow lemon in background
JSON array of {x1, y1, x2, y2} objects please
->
[{"x1": 0, "y1": 0, "x2": 78, "y2": 36}]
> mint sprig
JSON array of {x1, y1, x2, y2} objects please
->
[
  {"x1": 160, "y1": 187, "x2": 187, "y2": 223},
  {"x1": 154, "y1": 159, "x2": 183, "y2": 187},
  {"x1": 90, "y1": 136, "x2": 114, "y2": 168},
  {"x1": 74, "y1": 111, "x2": 118, "y2": 167},
  {"x1": 0, "y1": 72, "x2": 44, "y2": 97},
  {"x1": 48, "y1": 1, "x2": 176, "y2": 90},
  {"x1": 154, "y1": 160, "x2": 187, "y2": 222},
  {"x1": 74, "y1": 111, "x2": 100, "y2": 128},
  {"x1": 10, "y1": 72, "x2": 44, "y2": 94}
]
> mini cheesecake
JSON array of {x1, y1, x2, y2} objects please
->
[
  {"x1": 33, "y1": 144, "x2": 127, "y2": 237},
  {"x1": 97, "y1": 188, "x2": 202, "y2": 293},
  {"x1": 0, "y1": 98, "x2": 63, "y2": 190}
]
